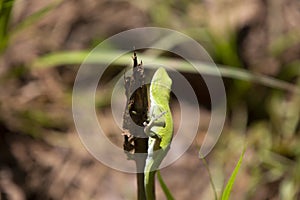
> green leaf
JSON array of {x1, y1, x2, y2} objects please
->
[
  {"x1": 221, "y1": 148, "x2": 245, "y2": 200},
  {"x1": 157, "y1": 170, "x2": 175, "y2": 200}
]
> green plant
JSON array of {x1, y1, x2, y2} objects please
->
[
  {"x1": 0, "y1": 0, "x2": 14, "y2": 52},
  {"x1": 221, "y1": 148, "x2": 245, "y2": 200},
  {"x1": 0, "y1": 0, "x2": 61, "y2": 53}
]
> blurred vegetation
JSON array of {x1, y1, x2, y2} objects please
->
[{"x1": 0, "y1": 0, "x2": 300, "y2": 199}]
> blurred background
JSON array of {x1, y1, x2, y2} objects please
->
[{"x1": 0, "y1": 0, "x2": 300, "y2": 199}]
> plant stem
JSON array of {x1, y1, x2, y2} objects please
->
[
  {"x1": 122, "y1": 52, "x2": 148, "y2": 200},
  {"x1": 145, "y1": 171, "x2": 156, "y2": 200}
]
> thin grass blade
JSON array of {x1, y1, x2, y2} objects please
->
[
  {"x1": 221, "y1": 148, "x2": 245, "y2": 200},
  {"x1": 157, "y1": 170, "x2": 175, "y2": 200},
  {"x1": 31, "y1": 50, "x2": 299, "y2": 93}
]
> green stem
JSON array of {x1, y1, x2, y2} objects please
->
[
  {"x1": 145, "y1": 171, "x2": 156, "y2": 200},
  {"x1": 157, "y1": 170, "x2": 175, "y2": 200},
  {"x1": 199, "y1": 154, "x2": 218, "y2": 200}
]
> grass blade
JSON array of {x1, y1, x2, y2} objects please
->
[
  {"x1": 221, "y1": 148, "x2": 245, "y2": 200},
  {"x1": 0, "y1": 0, "x2": 14, "y2": 52},
  {"x1": 157, "y1": 170, "x2": 175, "y2": 200},
  {"x1": 31, "y1": 50, "x2": 299, "y2": 93},
  {"x1": 199, "y1": 153, "x2": 218, "y2": 200},
  {"x1": 11, "y1": 0, "x2": 62, "y2": 37}
]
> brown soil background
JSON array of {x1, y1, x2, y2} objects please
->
[{"x1": 1, "y1": 0, "x2": 300, "y2": 199}]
